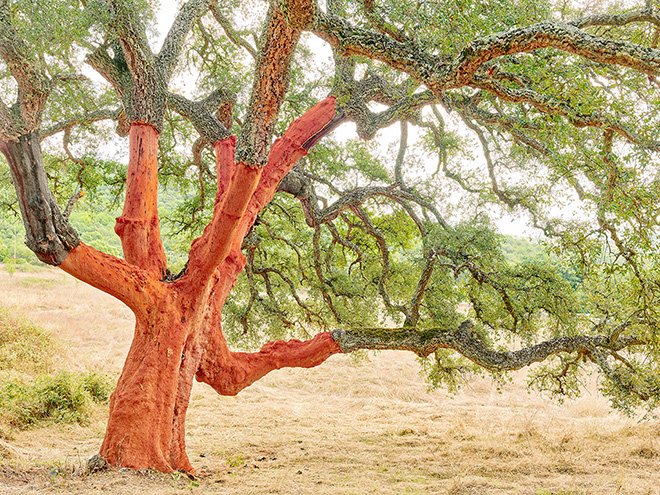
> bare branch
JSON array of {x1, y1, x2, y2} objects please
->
[{"x1": 197, "y1": 332, "x2": 341, "y2": 396}]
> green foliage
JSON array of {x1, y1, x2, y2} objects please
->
[
  {"x1": 0, "y1": 308, "x2": 113, "y2": 430},
  {"x1": 1, "y1": 0, "x2": 660, "y2": 417},
  {"x1": 421, "y1": 349, "x2": 482, "y2": 393},
  {"x1": 0, "y1": 307, "x2": 54, "y2": 374},
  {"x1": 0, "y1": 371, "x2": 113, "y2": 429}
]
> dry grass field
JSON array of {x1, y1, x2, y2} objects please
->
[{"x1": 0, "y1": 264, "x2": 659, "y2": 494}]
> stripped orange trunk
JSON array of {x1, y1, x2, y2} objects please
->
[
  {"x1": 58, "y1": 98, "x2": 344, "y2": 472},
  {"x1": 114, "y1": 126, "x2": 167, "y2": 277}
]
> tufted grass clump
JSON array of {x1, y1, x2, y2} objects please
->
[
  {"x1": 0, "y1": 308, "x2": 114, "y2": 431},
  {"x1": 0, "y1": 307, "x2": 55, "y2": 374},
  {"x1": 0, "y1": 371, "x2": 114, "y2": 429}
]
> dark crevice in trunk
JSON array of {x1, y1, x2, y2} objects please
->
[{"x1": 0, "y1": 131, "x2": 79, "y2": 265}]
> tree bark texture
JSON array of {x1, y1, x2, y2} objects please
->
[
  {"x1": 114, "y1": 125, "x2": 168, "y2": 277},
  {"x1": 0, "y1": 131, "x2": 79, "y2": 264},
  {"x1": 55, "y1": 97, "x2": 344, "y2": 472}
]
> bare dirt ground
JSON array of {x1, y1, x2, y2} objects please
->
[{"x1": 0, "y1": 265, "x2": 659, "y2": 494}]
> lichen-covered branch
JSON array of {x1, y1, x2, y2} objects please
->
[
  {"x1": 472, "y1": 77, "x2": 660, "y2": 151},
  {"x1": 167, "y1": 91, "x2": 233, "y2": 143},
  {"x1": 157, "y1": 0, "x2": 213, "y2": 82},
  {"x1": 331, "y1": 321, "x2": 645, "y2": 369},
  {"x1": 235, "y1": 2, "x2": 304, "y2": 167},
  {"x1": 0, "y1": 132, "x2": 80, "y2": 265},
  {"x1": 0, "y1": 0, "x2": 50, "y2": 135},
  {"x1": 314, "y1": 13, "x2": 660, "y2": 93},
  {"x1": 571, "y1": 7, "x2": 660, "y2": 29}
]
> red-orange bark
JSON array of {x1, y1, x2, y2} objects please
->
[
  {"x1": 114, "y1": 125, "x2": 167, "y2": 277},
  {"x1": 56, "y1": 98, "x2": 343, "y2": 472}
]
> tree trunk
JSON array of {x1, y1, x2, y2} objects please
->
[
  {"x1": 60, "y1": 98, "x2": 345, "y2": 473},
  {"x1": 114, "y1": 125, "x2": 167, "y2": 277},
  {"x1": 97, "y1": 278, "x2": 341, "y2": 472},
  {"x1": 99, "y1": 295, "x2": 199, "y2": 471}
]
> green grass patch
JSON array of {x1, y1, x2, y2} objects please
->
[
  {"x1": 0, "y1": 371, "x2": 113, "y2": 429},
  {"x1": 0, "y1": 308, "x2": 114, "y2": 431},
  {"x1": 0, "y1": 307, "x2": 55, "y2": 374}
]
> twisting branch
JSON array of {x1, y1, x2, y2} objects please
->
[
  {"x1": 331, "y1": 320, "x2": 645, "y2": 367},
  {"x1": 312, "y1": 225, "x2": 343, "y2": 322},
  {"x1": 472, "y1": 77, "x2": 660, "y2": 151},
  {"x1": 353, "y1": 206, "x2": 409, "y2": 319}
]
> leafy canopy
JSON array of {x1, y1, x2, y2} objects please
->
[{"x1": 2, "y1": 0, "x2": 660, "y2": 413}]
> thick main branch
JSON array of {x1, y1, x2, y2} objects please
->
[
  {"x1": 235, "y1": 2, "x2": 303, "y2": 167},
  {"x1": 184, "y1": 97, "x2": 342, "y2": 291},
  {"x1": 314, "y1": 14, "x2": 660, "y2": 93},
  {"x1": 332, "y1": 321, "x2": 644, "y2": 371},
  {"x1": 196, "y1": 332, "x2": 341, "y2": 395}
]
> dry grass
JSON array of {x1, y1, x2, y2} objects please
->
[{"x1": 0, "y1": 264, "x2": 659, "y2": 494}]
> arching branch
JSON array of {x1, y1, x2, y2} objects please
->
[
  {"x1": 40, "y1": 108, "x2": 123, "y2": 140},
  {"x1": 314, "y1": 13, "x2": 660, "y2": 93}
]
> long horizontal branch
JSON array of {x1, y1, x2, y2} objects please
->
[
  {"x1": 446, "y1": 21, "x2": 660, "y2": 88},
  {"x1": 331, "y1": 321, "x2": 645, "y2": 371},
  {"x1": 315, "y1": 13, "x2": 660, "y2": 93}
]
